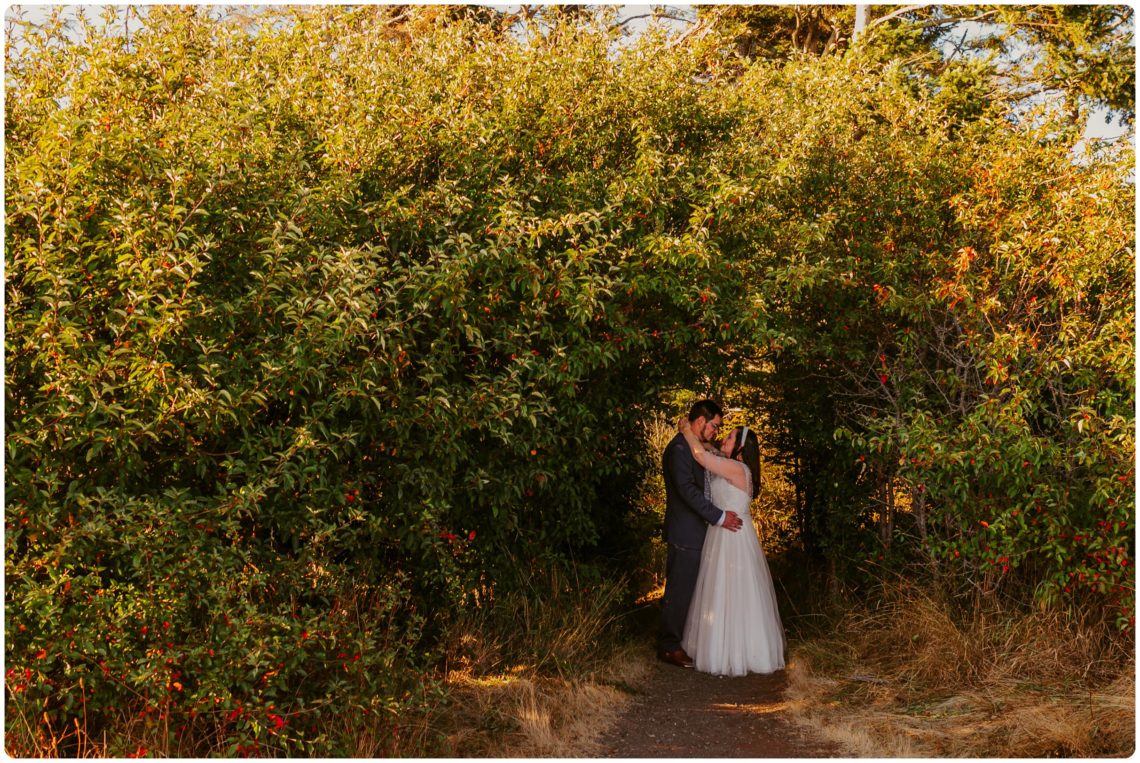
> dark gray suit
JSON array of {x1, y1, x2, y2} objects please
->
[{"x1": 658, "y1": 432, "x2": 725, "y2": 653}]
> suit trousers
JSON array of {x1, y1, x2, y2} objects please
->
[{"x1": 658, "y1": 542, "x2": 702, "y2": 653}]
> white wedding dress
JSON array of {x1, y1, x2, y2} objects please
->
[{"x1": 682, "y1": 463, "x2": 785, "y2": 677}]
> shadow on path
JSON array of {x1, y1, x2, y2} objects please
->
[{"x1": 601, "y1": 647, "x2": 843, "y2": 758}]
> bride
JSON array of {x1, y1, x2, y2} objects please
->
[{"x1": 677, "y1": 418, "x2": 785, "y2": 677}]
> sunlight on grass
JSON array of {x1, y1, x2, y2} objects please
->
[
  {"x1": 448, "y1": 673, "x2": 522, "y2": 688},
  {"x1": 782, "y1": 584, "x2": 1134, "y2": 757},
  {"x1": 436, "y1": 645, "x2": 654, "y2": 757},
  {"x1": 636, "y1": 584, "x2": 664, "y2": 605}
]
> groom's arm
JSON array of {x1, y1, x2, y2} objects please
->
[{"x1": 665, "y1": 441, "x2": 732, "y2": 529}]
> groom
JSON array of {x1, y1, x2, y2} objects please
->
[{"x1": 658, "y1": 399, "x2": 743, "y2": 668}]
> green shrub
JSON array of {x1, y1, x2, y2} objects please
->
[
  {"x1": 5, "y1": 6, "x2": 1132, "y2": 755},
  {"x1": 4, "y1": 7, "x2": 749, "y2": 753},
  {"x1": 711, "y1": 53, "x2": 1134, "y2": 621}
]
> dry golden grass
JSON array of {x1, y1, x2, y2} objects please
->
[
  {"x1": 436, "y1": 643, "x2": 654, "y2": 757},
  {"x1": 429, "y1": 564, "x2": 657, "y2": 757},
  {"x1": 783, "y1": 582, "x2": 1135, "y2": 757}
]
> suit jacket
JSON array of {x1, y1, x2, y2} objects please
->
[{"x1": 662, "y1": 432, "x2": 724, "y2": 549}]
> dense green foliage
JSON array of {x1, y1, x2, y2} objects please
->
[
  {"x1": 720, "y1": 58, "x2": 1133, "y2": 621},
  {"x1": 4, "y1": 7, "x2": 753, "y2": 755},
  {"x1": 5, "y1": 5, "x2": 1133, "y2": 756}
]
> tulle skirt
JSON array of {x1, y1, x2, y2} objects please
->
[{"x1": 682, "y1": 518, "x2": 785, "y2": 677}]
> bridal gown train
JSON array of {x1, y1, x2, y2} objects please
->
[{"x1": 682, "y1": 465, "x2": 785, "y2": 677}]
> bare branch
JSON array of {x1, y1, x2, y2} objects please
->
[
  {"x1": 378, "y1": 8, "x2": 409, "y2": 26},
  {"x1": 611, "y1": 11, "x2": 692, "y2": 32},
  {"x1": 944, "y1": 28, "x2": 969, "y2": 64},
  {"x1": 668, "y1": 8, "x2": 723, "y2": 49},
  {"x1": 913, "y1": 9, "x2": 999, "y2": 30},
  {"x1": 866, "y1": 5, "x2": 1000, "y2": 32},
  {"x1": 613, "y1": 13, "x2": 654, "y2": 29},
  {"x1": 864, "y1": 4, "x2": 930, "y2": 30}
]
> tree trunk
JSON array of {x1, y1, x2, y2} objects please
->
[
  {"x1": 913, "y1": 486, "x2": 927, "y2": 542},
  {"x1": 880, "y1": 476, "x2": 895, "y2": 550},
  {"x1": 853, "y1": 5, "x2": 868, "y2": 42}
]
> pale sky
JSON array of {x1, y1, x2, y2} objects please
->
[{"x1": 6, "y1": 3, "x2": 1131, "y2": 142}]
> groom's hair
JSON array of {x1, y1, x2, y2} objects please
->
[{"x1": 687, "y1": 399, "x2": 722, "y2": 422}]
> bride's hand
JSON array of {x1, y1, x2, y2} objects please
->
[
  {"x1": 678, "y1": 418, "x2": 699, "y2": 445},
  {"x1": 678, "y1": 418, "x2": 707, "y2": 461}
]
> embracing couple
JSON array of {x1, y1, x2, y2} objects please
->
[{"x1": 657, "y1": 399, "x2": 785, "y2": 677}]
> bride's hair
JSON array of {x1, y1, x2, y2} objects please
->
[{"x1": 731, "y1": 428, "x2": 761, "y2": 499}]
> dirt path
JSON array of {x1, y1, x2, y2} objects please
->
[{"x1": 600, "y1": 657, "x2": 843, "y2": 758}]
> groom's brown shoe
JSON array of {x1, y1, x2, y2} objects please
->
[{"x1": 658, "y1": 648, "x2": 694, "y2": 668}]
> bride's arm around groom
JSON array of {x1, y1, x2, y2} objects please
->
[{"x1": 678, "y1": 417, "x2": 752, "y2": 496}]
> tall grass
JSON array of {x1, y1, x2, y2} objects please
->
[
  {"x1": 433, "y1": 563, "x2": 650, "y2": 757},
  {"x1": 442, "y1": 562, "x2": 631, "y2": 678},
  {"x1": 783, "y1": 579, "x2": 1135, "y2": 757}
]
